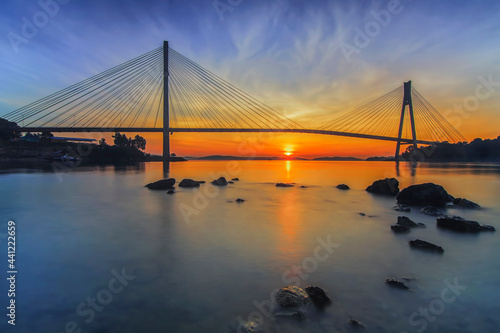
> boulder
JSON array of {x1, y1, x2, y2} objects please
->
[
  {"x1": 391, "y1": 225, "x2": 410, "y2": 233},
  {"x1": 349, "y1": 319, "x2": 365, "y2": 329},
  {"x1": 385, "y1": 278, "x2": 409, "y2": 290},
  {"x1": 437, "y1": 215, "x2": 495, "y2": 233},
  {"x1": 145, "y1": 178, "x2": 175, "y2": 190},
  {"x1": 365, "y1": 178, "x2": 399, "y2": 196},
  {"x1": 228, "y1": 181, "x2": 235, "y2": 184},
  {"x1": 274, "y1": 311, "x2": 307, "y2": 320},
  {"x1": 232, "y1": 178, "x2": 240, "y2": 181},
  {"x1": 336, "y1": 184, "x2": 350, "y2": 190},
  {"x1": 274, "y1": 286, "x2": 310, "y2": 307},
  {"x1": 409, "y1": 239, "x2": 444, "y2": 253},
  {"x1": 453, "y1": 198, "x2": 480, "y2": 209},
  {"x1": 396, "y1": 183, "x2": 453, "y2": 207},
  {"x1": 394, "y1": 204, "x2": 411, "y2": 212},
  {"x1": 276, "y1": 183, "x2": 294, "y2": 187},
  {"x1": 397, "y1": 216, "x2": 425, "y2": 228},
  {"x1": 305, "y1": 286, "x2": 331, "y2": 307},
  {"x1": 236, "y1": 198, "x2": 246, "y2": 203},
  {"x1": 179, "y1": 179, "x2": 201, "y2": 188},
  {"x1": 167, "y1": 189, "x2": 175, "y2": 195},
  {"x1": 421, "y1": 206, "x2": 442, "y2": 216},
  {"x1": 211, "y1": 177, "x2": 228, "y2": 186}
]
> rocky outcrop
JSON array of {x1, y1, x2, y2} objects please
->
[
  {"x1": 437, "y1": 215, "x2": 495, "y2": 233},
  {"x1": 211, "y1": 177, "x2": 228, "y2": 186},
  {"x1": 420, "y1": 206, "x2": 442, "y2": 216},
  {"x1": 365, "y1": 178, "x2": 399, "y2": 196},
  {"x1": 276, "y1": 183, "x2": 294, "y2": 187},
  {"x1": 145, "y1": 178, "x2": 175, "y2": 190},
  {"x1": 336, "y1": 184, "x2": 350, "y2": 190},
  {"x1": 305, "y1": 286, "x2": 331, "y2": 307},
  {"x1": 179, "y1": 179, "x2": 201, "y2": 188},
  {"x1": 409, "y1": 239, "x2": 444, "y2": 253},
  {"x1": 274, "y1": 286, "x2": 310, "y2": 307},
  {"x1": 396, "y1": 183, "x2": 454, "y2": 207},
  {"x1": 385, "y1": 278, "x2": 409, "y2": 290},
  {"x1": 453, "y1": 198, "x2": 480, "y2": 209}
]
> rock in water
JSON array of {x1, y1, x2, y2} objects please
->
[
  {"x1": 453, "y1": 198, "x2": 480, "y2": 209},
  {"x1": 276, "y1": 183, "x2": 294, "y2": 187},
  {"x1": 394, "y1": 204, "x2": 411, "y2": 212},
  {"x1": 365, "y1": 178, "x2": 399, "y2": 196},
  {"x1": 167, "y1": 190, "x2": 175, "y2": 195},
  {"x1": 421, "y1": 206, "x2": 442, "y2": 216},
  {"x1": 409, "y1": 239, "x2": 444, "y2": 253},
  {"x1": 179, "y1": 179, "x2": 201, "y2": 188},
  {"x1": 437, "y1": 215, "x2": 495, "y2": 233},
  {"x1": 336, "y1": 184, "x2": 350, "y2": 190},
  {"x1": 145, "y1": 178, "x2": 175, "y2": 190},
  {"x1": 274, "y1": 286, "x2": 310, "y2": 307},
  {"x1": 349, "y1": 319, "x2": 365, "y2": 329},
  {"x1": 232, "y1": 178, "x2": 240, "y2": 181},
  {"x1": 211, "y1": 177, "x2": 228, "y2": 186},
  {"x1": 396, "y1": 183, "x2": 453, "y2": 207},
  {"x1": 236, "y1": 198, "x2": 245, "y2": 203},
  {"x1": 391, "y1": 225, "x2": 410, "y2": 233},
  {"x1": 385, "y1": 278, "x2": 409, "y2": 290},
  {"x1": 305, "y1": 286, "x2": 331, "y2": 307},
  {"x1": 397, "y1": 216, "x2": 425, "y2": 228}
]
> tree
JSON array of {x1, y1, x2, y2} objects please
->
[
  {"x1": 99, "y1": 138, "x2": 107, "y2": 146},
  {"x1": 0, "y1": 118, "x2": 21, "y2": 141},
  {"x1": 132, "y1": 135, "x2": 146, "y2": 150},
  {"x1": 112, "y1": 132, "x2": 129, "y2": 147},
  {"x1": 40, "y1": 130, "x2": 54, "y2": 143}
]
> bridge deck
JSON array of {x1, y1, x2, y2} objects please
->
[{"x1": 20, "y1": 127, "x2": 436, "y2": 145}]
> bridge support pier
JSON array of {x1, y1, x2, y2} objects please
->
[
  {"x1": 163, "y1": 41, "x2": 170, "y2": 161},
  {"x1": 395, "y1": 80, "x2": 418, "y2": 162}
]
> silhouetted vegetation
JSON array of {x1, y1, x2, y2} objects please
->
[
  {"x1": 88, "y1": 132, "x2": 148, "y2": 163},
  {"x1": 402, "y1": 136, "x2": 500, "y2": 162},
  {"x1": 0, "y1": 118, "x2": 21, "y2": 141}
]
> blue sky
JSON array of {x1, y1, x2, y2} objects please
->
[{"x1": 1, "y1": 0, "x2": 499, "y2": 140}]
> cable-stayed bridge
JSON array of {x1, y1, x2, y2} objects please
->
[{"x1": 3, "y1": 41, "x2": 465, "y2": 160}]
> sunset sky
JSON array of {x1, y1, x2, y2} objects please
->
[{"x1": 1, "y1": 0, "x2": 499, "y2": 157}]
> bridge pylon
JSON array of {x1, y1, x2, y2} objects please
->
[
  {"x1": 163, "y1": 41, "x2": 170, "y2": 160},
  {"x1": 395, "y1": 80, "x2": 418, "y2": 161}
]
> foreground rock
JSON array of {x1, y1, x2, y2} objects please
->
[
  {"x1": 391, "y1": 224, "x2": 410, "y2": 233},
  {"x1": 211, "y1": 177, "x2": 228, "y2": 186},
  {"x1": 336, "y1": 184, "x2": 350, "y2": 190},
  {"x1": 305, "y1": 286, "x2": 331, "y2": 307},
  {"x1": 167, "y1": 189, "x2": 175, "y2": 195},
  {"x1": 409, "y1": 239, "x2": 444, "y2": 253},
  {"x1": 394, "y1": 204, "x2": 411, "y2": 212},
  {"x1": 276, "y1": 183, "x2": 294, "y2": 187},
  {"x1": 453, "y1": 198, "x2": 480, "y2": 209},
  {"x1": 385, "y1": 278, "x2": 409, "y2": 290},
  {"x1": 145, "y1": 178, "x2": 175, "y2": 190},
  {"x1": 236, "y1": 198, "x2": 245, "y2": 203},
  {"x1": 178, "y1": 179, "x2": 202, "y2": 188},
  {"x1": 437, "y1": 215, "x2": 495, "y2": 233},
  {"x1": 396, "y1": 183, "x2": 453, "y2": 207},
  {"x1": 421, "y1": 206, "x2": 442, "y2": 216},
  {"x1": 366, "y1": 178, "x2": 399, "y2": 196},
  {"x1": 397, "y1": 216, "x2": 425, "y2": 228},
  {"x1": 274, "y1": 286, "x2": 310, "y2": 307},
  {"x1": 349, "y1": 319, "x2": 365, "y2": 329}
]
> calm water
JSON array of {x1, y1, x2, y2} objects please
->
[{"x1": 1, "y1": 161, "x2": 499, "y2": 333}]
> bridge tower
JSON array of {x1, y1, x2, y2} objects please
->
[
  {"x1": 395, "y1": 80, "x2": 418, "y2": 161},
  {"x1": 163, "y1": 41, "x2": 170, "y2": 160}
]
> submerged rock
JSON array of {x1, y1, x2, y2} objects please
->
[
  {"x1": 305, "y1": 286, "x2": 331, "y2": 307},
  {"x1": 391, "y1": 224, "x2": 410, "y2": 233},
  {"x1": 236, "y1": 198, "x2": 246, "y2": 203},
  {"x1": 276, "y1": 183, "x2": 294, "y2": 187},
  {"x1": 396, "y1": 183, "x2": 454, "y2": 207},
  {"x1": 167, "y1": 189, "x2": 175, "y2": 195},
  {"x1": 336, "y1": 184, "x2": 350, "y2": 190},
  {"x1": 366, "y1": 178, "x2": 399, "y2": 196},
  {"x1": 274, "y1": 286, "x2": 310, "y2": 307},
  {"x1": 437, "y1": 215, "x2": 495, "y2": 233},
  {"x1": 232, "y1": 178, "x2": 240, "y2": 181},
  {"x1": 274, "y1": 310, "x2": 307, "y2": 320},
  {"x1": 179, "y1": 179, "x2": 201, "y2": 188},
  {"x1": 394, "y1": 204, "x2": 411, "y2": 212},
  {"x1": 453, "y1": 198, "x2": 480, "y2": 209},
  {"x1": 421, "y1": 206, "x2": 442, "y2": 216},
  {"x1": 409, "y1": 239, "x2": 444, "y2": 253},
  {"x1": 211, "y1": 177, "x2": 228, "y2": 186},
  {"x1": 385, "y1": 278, "x2": 409, "y2": 290},
  {"x1": 349, "y1": 319, "x2": 365, "y2": 329},
  {"x1": 228, "y1": 181, "x2": 235, "y2": 184},
  {"x1": 397, "y1": 216, "x2": 425, "y2": 228},
  {"x1": 145, "y1": 178, "x2": 175, "y2": 190}
]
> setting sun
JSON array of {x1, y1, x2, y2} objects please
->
[{"x1": 284, "y1": 152, "x2": 293, "y2": 156}]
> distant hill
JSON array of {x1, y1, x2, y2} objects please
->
[{"x1": 313, "y1": 156, "x2": 363, "y2": 161}]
